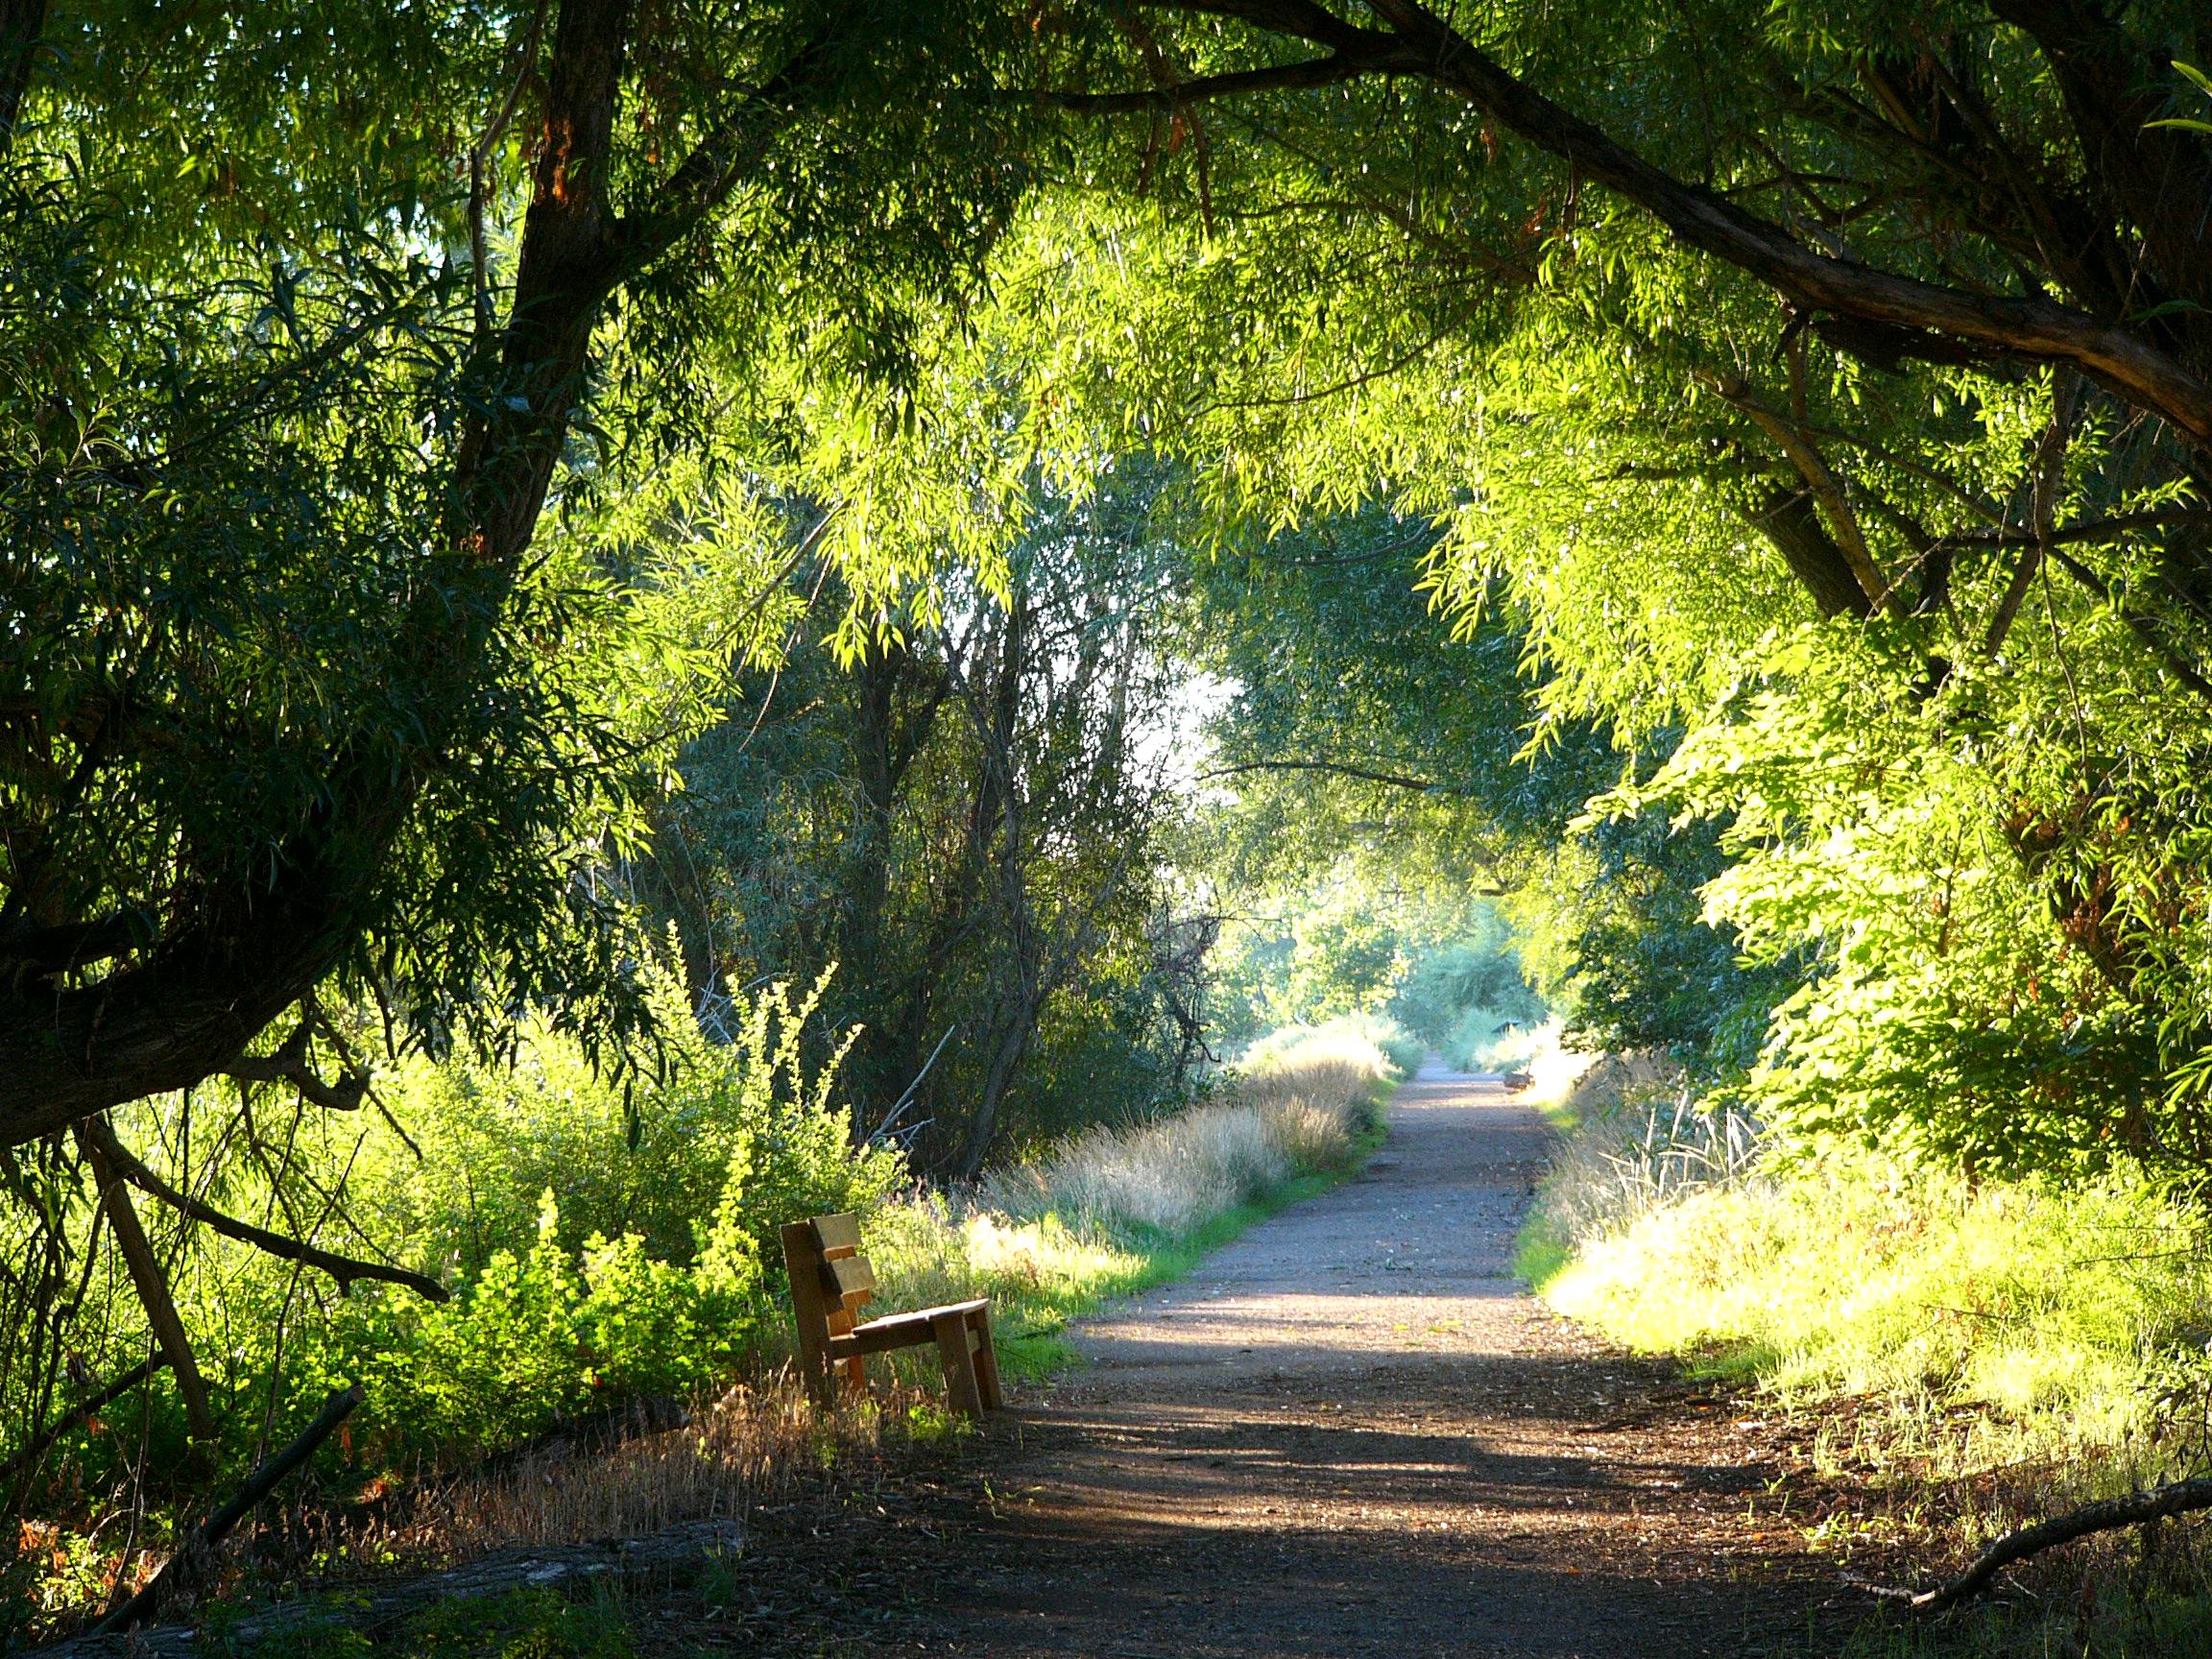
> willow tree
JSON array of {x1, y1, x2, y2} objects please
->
[
  {"x1": 12, "y1": 0, "x2": 2212, "y2": 1172},
  {"x1": 959, "y1": 1, "x2": 2212, "y2": 1166},
  {"x1": 0, "y1": 1, "x2": 1042, "y2": 1143}
]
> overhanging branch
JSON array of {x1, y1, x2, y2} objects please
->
[
  {"x1": 1199, "y1": 757, "x2": 1445, "y2": 792},
  {"x1": 85, "y1": 1118, "x2": 448, "y2": 1303},
  {"x1": 1034, "y1": 48, "x2": 1414, "y2": 114},
  {"x1": 221, "y1": 1021, "x2": 369, "y2": 1113},
  {"x1": 1121, "y1": 0, "x2": 2212, "y2": 451}
]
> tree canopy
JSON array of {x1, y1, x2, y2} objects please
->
[{"x1": 8, "y1": 0, "x2": 2212, "y2": 1174}]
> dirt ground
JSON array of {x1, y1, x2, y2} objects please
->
[{"x1": 692, "y1": 1068, "x2": 1888, "y2": 1659}]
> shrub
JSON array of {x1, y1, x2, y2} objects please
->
[
  {"x1": 176, "y1": 964, "x2": 906, "y2": 1475},
  {"x1": 353, "y1": 961, "x2": 897, "y2": 1276},
  {"x1": 1238, "y1": 1013, "x2": 1419, "y2": 1082}
]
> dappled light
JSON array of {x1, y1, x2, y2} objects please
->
[{"x1": 7, "y1": 0, "x2": 2212, "y2": 1652}]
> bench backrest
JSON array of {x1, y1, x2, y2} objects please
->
[{"x1": 781, "y1": 1212, "x2": 875, "y2": 1347}]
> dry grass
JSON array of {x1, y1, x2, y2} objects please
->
[
  {"x1": 978, "y1": 1040, "x2": 1382, "y2": 1245},
  {"x1": 1526, "y1": 1051, "x2": 1762, "y2": 1242},
  {"x1": 360, "y1": 1376, "x2": 846, "y2": 1568},
  {"x1": 267, "y1": 1367, "x2": 956, "y2": 1608}
]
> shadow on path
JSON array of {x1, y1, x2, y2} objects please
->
[{"x1": 782, "y1": 1070, "x2": 1849, "y2": 1658}]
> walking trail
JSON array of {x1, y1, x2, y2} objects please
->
[{"x1": 822, "y1": 1064, "x2": 1850, "y2": 1657}]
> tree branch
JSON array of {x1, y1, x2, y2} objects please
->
[
  {"x1": 84, "y1": 1118, "x2": 449, "y2": 1303},
  {"x1": 1701, "y1": 369, "x2": 1897, "y2": 615},
  {"x1": 1199, "y1": 757, "x2": 1444, "y2": 791},
  {"x1": 220, "y1": 1020, "x2": 370, "y2": 1113},
  {"x1": 73, "y1": 1123, "x2": 217, "y2": 1444},
  {"x1": 91, "y1": 1383, "x2": 364, "y2": 1635},
  {"x1": 1941, "y1": 510, "x2": 2212, "y2": 551},
  {"x1": 1984, "y1": 372, "x2": 2080, "y2": 657},
  {"x1": 612, "y1": 26, "x2": 844, "y2": 266},
  {"x1": 0, "y1": 0, "x2": 45, "y2": 152},
  {"x1": 2044, "y1": 545, "x2": 2212, "y2": 707},
  {"x1": 1748, "y1": 488, "x2": 1875, "y2": 620},
  {"x1": 1871, "y1": 1474, "x2": 2212, "y2": 1610},
  {"x1": 1132, "y1": 0, "x2": 2212, "y2": 451},
  {"x1": 0, "y1": 1354, "x2": 168, "y2": 1488},
  {"x1": 1034, "y1": 48, "x2": 1414, "y2": 115}
]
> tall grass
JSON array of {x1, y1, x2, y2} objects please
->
[
  {"x1": 1521, "y1": 1051, "x2": 1755, "y2": 1241},
  {"x1": 979, "y1": 1027, "x2": 1388, "y2": 1245},
  {"x1": 1542, "y1": 1162, "x2": 2212, "y2": 1453},
  {"x1": 1237, "y1": 1012, "x2": 1424, "y2": 1082},
  {"x1": 821, "y1": 1022, "x2": 1396, "y2": 1395},
  {"x1": 1521, "y1": 1055, "x2": 2212, "y2": 1647},
  {"x1": 1523, "y1": 1056, "x2": 2212, "y2": 1453}
]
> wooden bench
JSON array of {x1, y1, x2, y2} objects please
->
[{"x1": 780, "y1": 1213, "x2": 1002, "y2": 1418}]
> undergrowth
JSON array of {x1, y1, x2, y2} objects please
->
[
  {"x1": 3, "y1": 1023, "x2": 1395, "y2": 1647},
  {"x1": 1520, "y1": 1055, "x2": 2212, "y2": 1655}
]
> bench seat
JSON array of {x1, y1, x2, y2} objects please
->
[{"x1": 830, "y1": 1299, "x2": 991, "y2": 1358}]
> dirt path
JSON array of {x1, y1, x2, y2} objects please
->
[{"x1": 794, "y1": 1066, "x2": 1854, "y2": 1658}]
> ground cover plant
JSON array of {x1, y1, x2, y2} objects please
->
[{"x1": 1521, "y1": 1057, "x2": 2212, "y2": 1650}]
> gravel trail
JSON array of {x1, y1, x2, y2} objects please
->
[{"x1": 856, "y1": 1066, "x2": 1841, "y2": 1657}]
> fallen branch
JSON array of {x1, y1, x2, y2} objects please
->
[
  {"x1": 1872, "y1": 1475, "x2": 2212, "y2": 1610},
  {"x1": 42, "y1": 1517, "x2": 742, "y2": 1657},
  {"x1": 90, "y1": 1382, "x2": 364, "y2": 1636}
]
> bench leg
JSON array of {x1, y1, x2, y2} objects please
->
[
  {"x1": 932, "y1": 1310, "x2": 985, "y2": 1419},
  {"x1": 792, "y1": 1335, "x2": 835, "y2": 1411},
  {"x1": 970, "y1": 1306, "x2": 1003, "y2": 1410},
  {"x1": 781, "y1": 1220, "x2": 837, "y2": 1412}
]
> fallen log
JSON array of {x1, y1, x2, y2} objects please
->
[
  {"x1": 89, "y1": 1382, "x2": 364, "y2": 1636},
  {"x1": 38, "y1": 1517, "x2": 745, "y2": 1657},
  {"x1": 1876, "y1": 1474, "x2": 2212, "y2": 1611}
]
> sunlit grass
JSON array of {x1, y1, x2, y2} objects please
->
[
  {"x1": 854, "y1": 1035, "x2": 1395, "y2": 1387},
  {"x1": 1537, "y1": 1164, "x2": 2208, "y2": 1453},
  {"x1": 1514, "y1": 1053, "x2": 2212, "y2": 1647}
]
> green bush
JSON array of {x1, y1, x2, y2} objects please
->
[
  {"x1": 19, "y1": 962, "x2": 911, "y2": 1485},
  {"x1": 284, "y1": 968, "x2": 908, "y2": 1465},
  {"x1": 1238, "y1": 1014, "x2": 1422, "y2": 1080},
  {"x1": 349, "y1": 961, "x2": 899, "y2": 1277},
  {"x1": 1440, "y1": 1004, "x2": 1549, "y2": 1073}
]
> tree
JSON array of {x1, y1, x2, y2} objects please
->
[
  {"x1": 929, "y1": 0, "x2": 2212, "y2": 1167},
  {"x1": 637, "y1": 466, "x2": 1207, "y2": 1175},
  {"x1": 0, "y1": 1, "x2": 1032, "y2": 1142}
]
